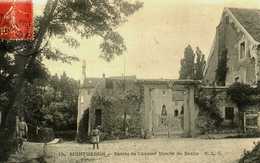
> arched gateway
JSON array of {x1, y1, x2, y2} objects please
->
[{"x1": 138, "y1": 80, "x2": 200, "y2": 138}]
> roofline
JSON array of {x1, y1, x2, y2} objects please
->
[
  {"x1": 137, "y1": 79, "x2": 201, "y2": 85},
  {"x1": 204, "y1": 8, "x2": 260, "y2": 77},
  {"x1": 203, "y1": 32, "x2": 217, "y2": 76},
  {"x1": 224, "y1": 7, "x2": 260, "y2": 45}
]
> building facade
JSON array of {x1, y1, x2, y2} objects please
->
[
  {"x1": 77, "y1": 61, "x2": 201, "y2": 137},
  {"x1": 204, "y1": 8, "x2": 260, "y2": 86}
]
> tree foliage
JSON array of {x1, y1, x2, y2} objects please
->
[
  {"x1": 195, "y1": 89, "x2": 223, "y2": 133},
  {"x1": 0, "y1": 0, "x2": 143, "y2": 126},
  {"x1": 0, "y1": 0, "x2": 142, "y2": 160},
  {"x1": 179, "y1": 45, "x2": 206, "y2": 80},
  {"x1": 194, "y1": 47, "x2": 206, "y2": 80},
  {"x1": 179, "y1": 45, "x2": 195, "y2": 79},
  {"x1": 23, "y1": 73, "x2": 79, "y2": 130},
  {"x1": 83, "y1": 80, "x2": 143, "y2": 141},
  {"x1": 227, "y1": 82, "x2": 260, "y2": 110}
]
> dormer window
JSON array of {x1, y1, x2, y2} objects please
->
[{"x1": 239, "y1": 41, "x2": 246, "y2": 59}]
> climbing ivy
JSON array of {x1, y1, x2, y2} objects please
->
[
  {"x1": 195, "y1": 88, "x2": 223, "y2": 133},
  {"x1": 227, "y1": 82, "x2": 260, "y2": 110},
  {"x1": 216, "y1": 49, "x2": 228, "y2": 86}
]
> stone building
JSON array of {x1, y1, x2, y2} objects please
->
[
  {"x1": 77, "y1": 61, "x2": 201, "y2": 137},
  {"x1": 203, "y1": 7, "x2": 260, "y2": 132},
  {"x1": 204, "y1": 8, "x2": 260, "y2": 86}
]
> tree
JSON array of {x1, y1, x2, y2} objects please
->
[
  {"x1": 179, "y1": 45, "x2": 195, "y2": 79},
  {"x1": 20, "y1": 73, "x2": 79, "y2": 131},
  {"x1": 0, "y1": 0, "x2": 143, "y2": 161},
  {"x1": 179, "y1": 45, "x2": 206, "y2": 80},
  {"x1": 194, "y1": 47, "x2": 206, "y2": 80}
]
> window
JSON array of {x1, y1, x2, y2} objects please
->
[
  {"x1": 225, "y1": 107, "x2": 234, "y2": 120},
  {"x1": 0, "y1": 111, "x2": 1, "y2": 126},
  {"x1": 239, "y1": 41, "x2": 246, "y2": 59},
  {"x1": 174, "y1": 110, "x2": 179, "y2": 117},
  {"x1": 87, "y1": 89, "x2": 91, "y2": 95}
]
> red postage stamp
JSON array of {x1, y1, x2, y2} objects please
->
[{"x1": 0, "y1": 0, "x2": 33, "y2": 40}]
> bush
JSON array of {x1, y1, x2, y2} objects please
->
[
  {"x1": 38, "y1": 128, "x2": 55, "y2": 143},
  {"x1": 55, "y1": 130, "x2": 76, "y2": 141},
  {"x1": 196, "y1": 114, "x2": 216, "y2": 134},
  {"x1": 195, "y1": 92, "x2": 223, "y2": 133},
  {"x1": 227, "y1": 82, "x2": 258, "y2": 109},
  {"x1": 239, "y1": 141, "x2": 260, "y2": 163}
]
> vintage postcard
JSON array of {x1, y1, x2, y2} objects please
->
[{"x1": 1, "y1": 0, "x2": 260, "y2": 163}]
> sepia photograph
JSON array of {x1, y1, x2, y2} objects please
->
[{"x1": 1, "y1": 0, "x2": 260, "y2": 162}]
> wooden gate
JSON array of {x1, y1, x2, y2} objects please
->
[{"x1": 243, "y1": 112, "x2": 258, "y2": 132}]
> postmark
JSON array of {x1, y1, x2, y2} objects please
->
[{"x1": 0, "y1": 0, "x2": 33, "y2": 40}]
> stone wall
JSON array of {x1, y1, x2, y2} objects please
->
[
  {"x1": 141, "y1": 80, "x2": 201, "y2": 138},
  {"x1": 224, "y1": 14, "x2": 256, "y2": 86},
  {"x1": 150, "y1": 86, "x2": 185, "y2": 134}
]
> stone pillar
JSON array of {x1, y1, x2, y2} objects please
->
[
  {"x1": 183, "y1": 85, "x2": 197, "y2": 137},
  {"x1": 183, "y1": 88, "x2": 190, "y2": 136},
  {"x1": 143, "y1": 86, "x2": 152, "y2": 138},
  {"x1": 188, "y1": 86, "x2": 197, "y2": 136}
]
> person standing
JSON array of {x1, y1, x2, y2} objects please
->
[
  {"x1": 16, "y1": 116, "x2": 28, "y2": 152},
  {"x1": 19, "y1": 117, "x2": 28, "y2": 141},
  {"x1": 91, "y1": 126, "x2": 100, "y2": 150}
]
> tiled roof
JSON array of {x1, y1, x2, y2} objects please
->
[{"x1": 229, "y1": 8, "x2": 260, "y2": 42}]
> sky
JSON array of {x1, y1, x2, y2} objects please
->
[{"x1": 33, "y1": 0, "x2": 260, "y2": 80}]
